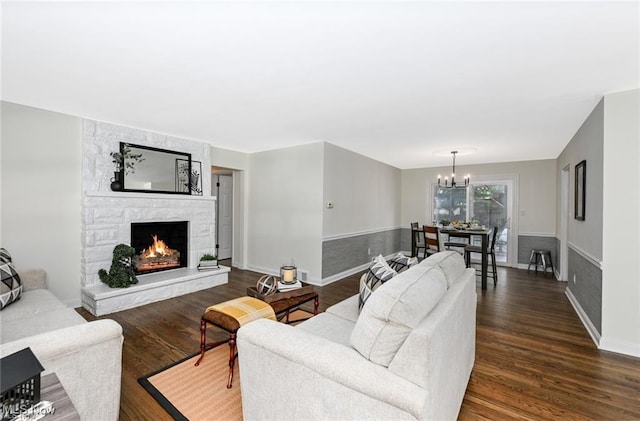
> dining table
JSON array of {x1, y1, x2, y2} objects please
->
[{"x1": 440, "y1": 227, "x2": 491, "y2": 290}]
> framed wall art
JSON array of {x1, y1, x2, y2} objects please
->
[{"x1": 574, "y1": 160, "x2": 586, "y2": 221}]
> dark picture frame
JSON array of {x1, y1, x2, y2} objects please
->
[
  {"x1": 575, "y1": 160, "x2": 586, "y2": 221},
  {"x1": 175, "y1": 159, "x2": 203, "y2": 195}
]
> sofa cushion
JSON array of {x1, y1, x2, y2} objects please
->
[
  {"x1": 297, "y1": 312, "x2": 356, "y2": 347},
  {"x1": 326, "y1": 294, "x2": 360, "y2": 323},
  {"x1": 386, "y1": 252, "x2": 418, "y2": 273},
  {"x1": 1, "y1": 308, "x2": 87, "y2": 343},
  {"x1": 0, "y1": 261, "x2": 22, "y2": 310},
  {"x1": 350, "y1": 265, "x2": 448, "y2": 367},
  {"x1": 358, "y1": 255, "x2": 397, "y2": 311},
  {"x1": 422, "y1": 250, "x2": 467, "y2": 287},
  {"x1": 0, "y1": 289, "x2": 68, "y2": 323}
]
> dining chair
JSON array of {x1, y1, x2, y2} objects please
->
[
  {"x1": 411, "y1": 222, "x2": 426, "y2": 257},
  {"x1": 444, "y1": 231, "x2": 469, "y2": 253},
  {"x1": 422, "y1": 225, "x2": 440, "y2": 259},
  {"x1": 464, "y1": 226, "x2": 499, "y2": 285}
]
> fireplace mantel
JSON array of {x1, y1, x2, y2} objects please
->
[{"x1": 85, "y1": 190, "x2": 216, "y2": 202}]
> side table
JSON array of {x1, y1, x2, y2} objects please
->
[{"x1": 40, "y1": 373, "x2": 80, "y2": 421}]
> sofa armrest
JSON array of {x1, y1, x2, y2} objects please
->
[
  {"x1": 0, "y1": 319, "x2": 123, "y2": 421},
  {"x1": 19, "y1": 269, "x2": 46, "y2": 291},
  {"x1": 237, "y1": 319, "x2": 427, "y2": 420}
]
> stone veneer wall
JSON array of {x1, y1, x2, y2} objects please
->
[{"x1": 82, "y1": 120, "x2": 215, "y2": 288}]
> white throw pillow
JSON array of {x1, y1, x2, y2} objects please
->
[{"x1": 350, "y1": 265, "x2": 448, "y2": 367}]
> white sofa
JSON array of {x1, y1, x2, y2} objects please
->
[
  {"x1": 237, "y1": 251, "x2": 476, "y2": 420},
  {"x1": 0, "y1": 269, "x2": 123, "y2": 421}
]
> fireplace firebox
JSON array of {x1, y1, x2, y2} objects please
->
[{"x1": 130, "y1": 221, "x2": 188, "y2": 274}]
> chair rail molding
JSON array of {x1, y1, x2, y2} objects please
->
[{"x1": 567, "y1": 242, "x2": 602, "y2": 270}]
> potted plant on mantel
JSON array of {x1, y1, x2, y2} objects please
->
[
  {"x1": 198, "y1": 253, "x2": 218, "y2": 270},
  {"x1": 109, "y1": 144, "x2": 144, "y2": 191}
]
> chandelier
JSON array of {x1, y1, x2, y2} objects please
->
[{"x1": 437, "y1": 151, "x2": 470, "y2": 188}]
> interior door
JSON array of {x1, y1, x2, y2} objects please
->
[{"x1": 217, "y1": 174, "x2": 233, "y2": 260}]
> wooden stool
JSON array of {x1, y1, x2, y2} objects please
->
[{"x1": 194, "y1": 296, "x2": 276, "y2": 388}]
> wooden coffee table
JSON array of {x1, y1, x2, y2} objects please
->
[{"x1": 247, "y1": 285, "x2": 319, "y2": 323}]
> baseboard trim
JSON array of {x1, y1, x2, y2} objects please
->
[
  {"x1": 565, "y1": 287, "x2": 601, "y2": 348},
  {"x1": 599, "y1": 336, "x2": 640, "y2": 358}
]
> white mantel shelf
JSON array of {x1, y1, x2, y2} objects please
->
[
  {"x1": 85, "y1": 191, "x2": 216, "y2": 201},
  {"x1": 82, "y1": 266, "x2": 230, "y2": 316}
]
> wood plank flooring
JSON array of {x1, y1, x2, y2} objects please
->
[{"x1": 77, "y1": 261, "x2": 640, "y2": 420}]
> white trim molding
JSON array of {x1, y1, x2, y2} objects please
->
[
  {"x1": 568, "y1": 242, "x2": 603, "y2": 270},
  {"x1": 565, "y1": 287, "x2": 601, "y2": 348},
  {"x1": 518, "y1": 232, "x2": 557, "y2": 238},
  {"x1": 599, "y1": 337, "x2": 640, "y2": 358},
  {"x1": 322, "y1": 226, "x2": 402, "y2": 242},
  {"x1": 320, "y1": 252, "x2": 399, "y2": 286}
]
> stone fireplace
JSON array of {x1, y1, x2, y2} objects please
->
[
  {"x1": 80, "y1": 120, "x2": 229, "y2": 316},
  {"x1": 131, "y1": 221, "x2": 189, "y2": 274}
]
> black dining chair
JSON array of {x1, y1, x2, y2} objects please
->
[
  {"x1": 411, "y1": 222, "x2": 426, "y2": 257},
  {"x1": 464, "y1": 226, "x2": 499, "y2": 286}
]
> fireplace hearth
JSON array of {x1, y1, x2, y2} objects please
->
[{"x1": 131, "y1": 221, "x2": 188, "y2": 274}]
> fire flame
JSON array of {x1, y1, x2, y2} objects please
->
[{"x1": 140, "y1": 235, "x2": 171, "y2": 259}]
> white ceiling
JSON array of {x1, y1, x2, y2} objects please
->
[{"x1": 2, "y1": 1, "x2": 638, "y2": 169}]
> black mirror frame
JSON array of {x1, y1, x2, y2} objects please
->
[
  {"x1": 574, "y1": 160, "x2": 586, "y2": 221},
  {"x1": 120, "y1": 142, "x2": 192, "y2": 195}
]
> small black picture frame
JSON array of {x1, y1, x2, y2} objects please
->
[
  {"x1": 175, "y1": 159, "x2": 203, "y2": 196},
  {"x1": 575, "y1": 160, "x2": 586, "y2": 221}
]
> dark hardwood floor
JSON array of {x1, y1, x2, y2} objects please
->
[{"x1": 77, "y1": 260, "x2": 640, "y2": 420}]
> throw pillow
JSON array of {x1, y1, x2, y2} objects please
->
[
  {"x1": 0, "y1": 261, "x2": 22, "y2": 310},
  {"x1": 0, "y1": 248, "x2": 11, "y2": 263},
  {"x1": 358, "y1": 255, "x2": 397, "y2": 311},
  {"x1": 386, "y1": 252, "x2": 418, "y2": 273}
]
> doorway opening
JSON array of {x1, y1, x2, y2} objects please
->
[{"x1": 212, "y1": 168, "x2": 234, "y2": 261}]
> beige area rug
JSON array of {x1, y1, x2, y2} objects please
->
[{"x1": 138, "y1": 310, "x2": 313, "y2": 421}]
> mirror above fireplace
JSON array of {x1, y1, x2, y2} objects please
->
[{"x1": 121, "y1": 142, "x2": 192, "y2": 195}]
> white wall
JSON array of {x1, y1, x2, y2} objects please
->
[
  {"x1": 322, "y1": 143, "x2": 401, "y2": 238},
  {"x1": 601, "y1": 89, "x2": 640, "y2": 356},
  {"x1": 1, "y1": 102, "x2": 83, "y2": 305},
  {"x1": 401, "y1": 159, "x2": 557, "y2": 235},
  {"x1": 211, "y1": 145, "x2": 249, "y2": 170},
  {"x1": 247, "y1": 143, "x2": 324, "y2": 281}
]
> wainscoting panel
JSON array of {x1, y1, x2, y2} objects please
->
[
  {"x1": 567, "y1": 247, "x2": 602, "y2": 334},
  {"x1": 322, "y1": 229, "x2": 401, "y2": 278},
  {"x1": 517, "y1": 235, "x2": 558, "y2": 267}
]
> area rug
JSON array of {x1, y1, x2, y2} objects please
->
[{"x1": 138, "y1": 310, "x2": 313, "y2": 421}]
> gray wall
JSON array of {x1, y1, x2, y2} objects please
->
[
  {"x1": 569, "y1": 247, "x2": 602, "y2": 333},
  {"x1": 557, "y1": 98, "x2": 604, "y2": 334},
  {"x1": 322, "y1": 228, "x2": 401, "y2": 278},
  {"x1": 518, "y1": 235, "x2": 557, "y2": 269}
]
